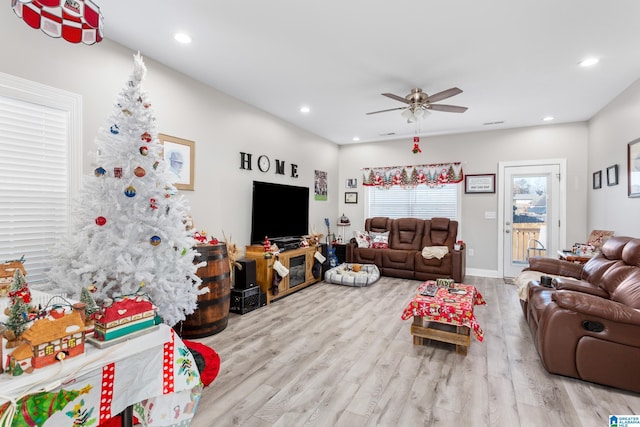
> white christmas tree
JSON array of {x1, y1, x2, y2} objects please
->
[{"x1": 46, "y1": 54, "x2": 204, "y2": 326}]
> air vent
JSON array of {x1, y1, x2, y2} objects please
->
[
  {"x1": 379, "y1": 132, "x2": 396, "y2": 136},
  {"x1": 483, "y1": 121, "x2": 505, "y2": 126}
]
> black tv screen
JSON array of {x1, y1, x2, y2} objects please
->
[{"x1": 250, "y1": 181, "x2": 310, "y2": 244}]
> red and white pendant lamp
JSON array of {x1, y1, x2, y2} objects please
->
[{"x1": 12, "y1": 0, "x2": 103, "y2": 45}]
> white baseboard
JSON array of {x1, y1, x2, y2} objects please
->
[{"x1": 465, "y1": 268, "x2": 501, "y2": 278}]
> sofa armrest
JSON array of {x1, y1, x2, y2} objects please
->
[
  {"x1": 526, "y1": 257, "x2": 583, "y2": 279},
  {"x1": 552, "y1": 290, "x2": 640, "y2": 326},
  {"x1": 553, "y1": 277, "x2": 609, "y2": 298},
  {"x1": 451, "y1": 247, "x2": 465, "y2": 283},
  {"x1": 345, "y1": 240, "x2": 357, "y2": 263}
]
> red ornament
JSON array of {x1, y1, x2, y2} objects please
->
[
  {"x1": 95, "y1": 216, "x2": 107, "y2": 226},
  {"x1": 141, "y1": 132, "x2": 152, "y2": 142},
  {"x1": 412, "y1": 136, "x2": 422, "y2": 154},
  {"x1": 134, "y1": 166, "x2": 146, "y2": 177}
]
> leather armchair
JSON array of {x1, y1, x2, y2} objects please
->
[{"x1": 522, "y1": 236, "x2": 640, "y2": 392}]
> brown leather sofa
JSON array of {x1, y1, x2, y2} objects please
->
[
  {"x1": 346, "y1": 217, "x2": 465, "y2": 283},
  {"x1": 520, "y1": 236, "x2": 640, "y2": 392}
]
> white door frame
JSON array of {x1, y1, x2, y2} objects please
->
[{"x1": 497, "y1": 159, "x2": 567, "y2": 278}]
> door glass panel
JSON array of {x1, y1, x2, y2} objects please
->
[{"x1": 511, "y1": 175, "x2": 548, "y2": 264}]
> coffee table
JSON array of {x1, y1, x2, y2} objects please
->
[{"x1": 401, "y1": 281, "x2": 486, "y2": 355}]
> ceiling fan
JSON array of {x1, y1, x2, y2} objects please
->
[{"x1": 367, "y1": 87, "x2": 468, "y2": 121}]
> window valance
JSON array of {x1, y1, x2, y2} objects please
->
[{"x1": 362, "y1": 162, "x2": 463, "y2": 188}]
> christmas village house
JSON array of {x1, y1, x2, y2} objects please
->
[
  {"x1": 10, "y1": 311, "x2": 86, "y2": 371},
  {"x1": 93, "y1": 295, "x2": 157, "y2": 341},
  {"x1": 0, "y1": 260, "x2": 26, "y2": 297}
]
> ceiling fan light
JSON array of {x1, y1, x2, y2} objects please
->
[
  {"x1": 401, "y1": 109, "x2": 413, "y2": 119},
  {"x1": 413, "y1": 108, "x2": 424, "y2": 119}
]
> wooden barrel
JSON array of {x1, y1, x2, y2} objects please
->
[{"x1": 179, "y1": 243, "x2": 231, "y2": 338}]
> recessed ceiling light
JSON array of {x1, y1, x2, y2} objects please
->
[
  {"x1": 579, "y1": 57, "x2": 599, "y2": 67},
  {"x1": 352, "y1": 137, "x2": 360, "y2": 142},
  {"x1": 300, "y1": 106, "x2": 310, "y2": 113},
  {"x1": 543, "y1": 116, "x2": 555, "y2": 121},
  {"x1": 174, "y1": 33, "x2": 192, "y2": 44}
]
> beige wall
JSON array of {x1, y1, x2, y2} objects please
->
[
  {"x1": 588, "y1": 79, "x2": 640, "y2": 237},
  {"x1": 338, "y1": 123, "x2": 589, "y2": 274}
]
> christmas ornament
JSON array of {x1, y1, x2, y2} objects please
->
[
  {"x1": 153, "y1": 161, "x2": 159, "y2": 170},
  {"x1": 141, "y1": 132, "x2": 152, "y2": 142},
  {"x1": 121, "y1": 108, "x2": 132, "y2": 116},
  {"x1": 150, "y1": 236, "x2": 161, "y2": 246},
  {"x1": 95, "y1": 216, "x2": 107, "y2": 226},
  {"x1": 110, "y1": 124, "x2": 119, "y2": 134},
  {"x1": 150, "y1": 198, "x2": 158, "y2": 209},
  {"x1": 114, "y1": 167, "x2": 123, "y2": 178},
  {"x1": 412, "y1": 136, "x2": 422, "y2": 154},
  {"x1": 134, "y1": 166, "x2": 146, "y2": 177},
  {"x1": 140, "y1": 146, "x2": 149, "y2": 156},
  {"x1": 124, "y1": 185, "x2": 136, "y2": 197},
  {"x1": 144, "y1": 103, "x2": 151, "y2": 109},
  {"x1": 94, "y1": 167, "x2": 106, "y2": 177}
]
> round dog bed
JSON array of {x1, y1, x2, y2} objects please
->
[{"x1": 324, "y1": 263, "x2": 380, "y2": 287}]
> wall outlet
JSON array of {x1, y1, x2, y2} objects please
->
[{"x1": 468, "y1": 248, "x2": 474, "y2": 256}]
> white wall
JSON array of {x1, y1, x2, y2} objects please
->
[
  {"x1": 1, "y1": 11, "x2": 339, "y2": 250},
  {"x1": 5, "y1": 10, "x2": 638, "y2": 275},
  {"x1": 338, "y1": 123, "x2": 589, "y2": 272},
  {"x1": 588, "y1": 79, "x2": 640, "y2": 237}
]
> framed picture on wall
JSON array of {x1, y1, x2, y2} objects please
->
[
  {"x1": 345, "y1": 192, "x2": 358, "y2": 204},
  {"x1": 159, "y1": 133, "x2": 195, "y2": 191},
  {"x1": 346, "y1": 178, "x2": 358, "y2": 189},
  {"x1": 628, "y1": 138, "x2": 640, "y2": 197},
  {"x1": 593, "y1": 170, "x2": 602, "y2": 190},
  {"x1": 606, "y1": 165, "x2": 618, "y2": 186},
  {"x1": 464, "y1": 174, "x2": 495, "y2": 194}
]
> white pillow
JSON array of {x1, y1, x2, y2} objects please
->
[
  {"x1": 370, "y1": 231, "x2": 390, "y2": 249},
  {"x1": 354, "y1": 230, "x2": 370, "y2": 248}
]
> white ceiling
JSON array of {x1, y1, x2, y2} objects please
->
[{"x1": 100, "y1": 1, "x2": 640, "y2": 145}]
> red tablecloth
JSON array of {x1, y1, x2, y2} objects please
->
[{"x1": 401, "y1": 281, "x2": 487, "y2": 341}]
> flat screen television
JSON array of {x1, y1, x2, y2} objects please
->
[{"x1": 250, "y1": 181, "x2": 310, "y2": 244}]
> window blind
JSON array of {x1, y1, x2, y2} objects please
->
[
  {"x1": 0, "y1": 89, "x2": 75, "y2": 285},
  {"x1": 367, "y1": 184, "x2": 460, "y2": 220}
]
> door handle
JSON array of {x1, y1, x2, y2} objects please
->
[{"x1": 505, "y1": 229, "x2": 510, "y2": 234}]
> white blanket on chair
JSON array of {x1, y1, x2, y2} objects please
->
[{"x1": 421, "y1": 246, "x2": 449, "y2": 260}]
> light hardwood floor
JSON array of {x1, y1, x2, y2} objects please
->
[{"x1": 189, "y1": 276, "x2": 640, "y2": 426}]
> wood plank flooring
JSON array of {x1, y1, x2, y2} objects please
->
[{"x1": 189, "y1": 276, "x2": 640, "y2": 426}]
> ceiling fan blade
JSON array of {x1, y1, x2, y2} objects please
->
[
  {"x1": 426, "y1": 87, "x2": 463, "y2": 103},
  {"x1": 381, "y1": 93, "x2": 410, "y2": 104},
  {"x1": 366, "y1": 106, "x2": 407, "y2": 115},
  {"x1": 428, "y1": 104, "x2": 468, "y2": 113}
]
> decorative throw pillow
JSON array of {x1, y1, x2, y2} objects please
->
[
  {"x1": 354, "y1": 231, "x2": 370, "y2": 248},
  {"x1": 370, "y1": 231, "x2": 390, "y2": 249}
]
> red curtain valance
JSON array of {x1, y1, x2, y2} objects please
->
[{"x1": 362, "y1": 162, "x2": 463, "y2": 188}]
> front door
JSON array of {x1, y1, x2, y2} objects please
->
[{"x1": 499, "y1": 161, "x2": 564, "y2": 278}]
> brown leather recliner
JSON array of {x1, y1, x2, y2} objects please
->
[{"x1": 523, "y1": 236, "x2": 640, "y2": 392}]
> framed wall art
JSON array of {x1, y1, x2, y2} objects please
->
[
  {"x1": 606, "y1": 165, "x2": 619, "y2": 186},
  {"x1": 346, "y1": 178, "x2": 358, "y2": 189},
  {"x1": 315, "y1": 170, "x2": 328, "y2": 200},
  {"x1": 593, "y1": 170, "x2": 602, "y2": 190},
  {"x1": 159, "y1": 133, "x2": 195, "y2": 191},
  {"x1": 628, "y1": 138, "x2": 640, "y2": 197},
  {"x1": 464, "y1": 174, "x2": 495, "y2": 194},
  {"x1": 345, "y1": 192, "x2": 358, "y2": 204}
]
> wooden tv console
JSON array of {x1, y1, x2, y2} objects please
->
[{"x1": 244, "y1": 245, "x2": 320, "y2": 304}]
